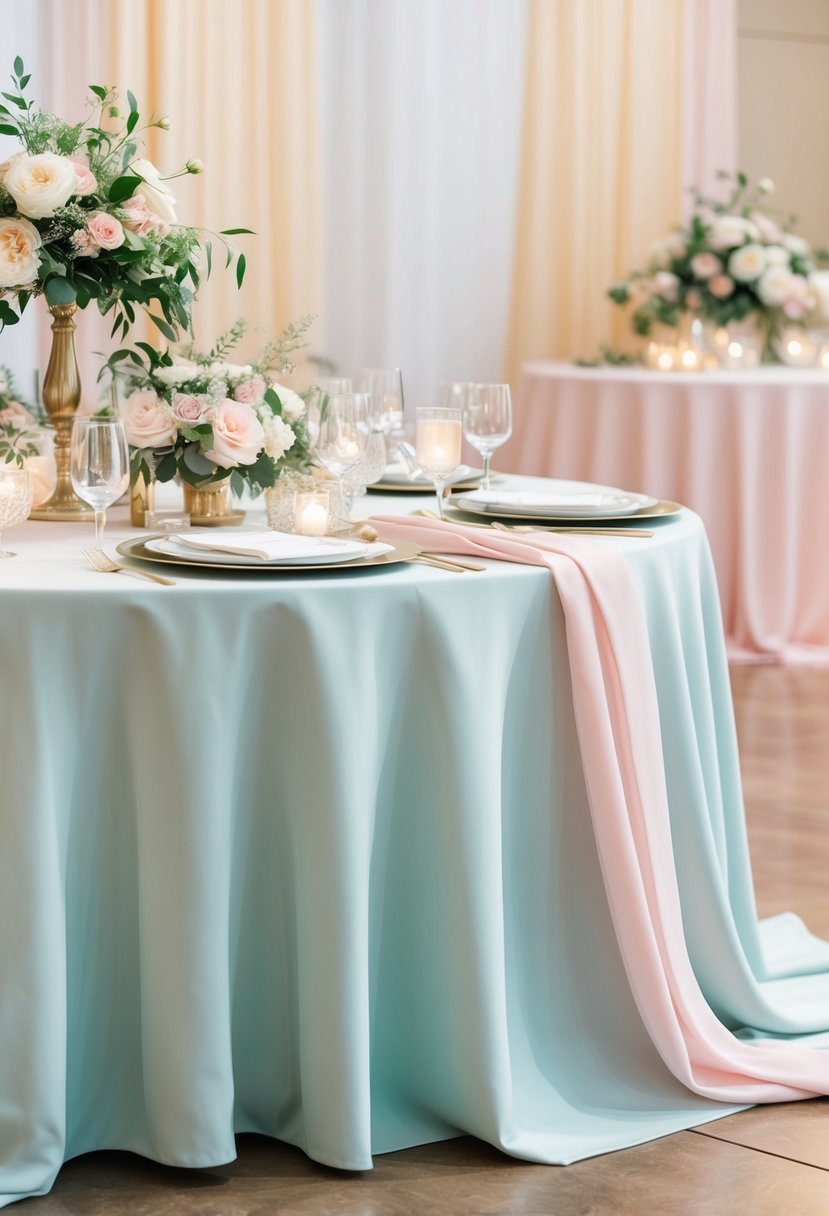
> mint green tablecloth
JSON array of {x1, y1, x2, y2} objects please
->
[{"x1": 1, "y1": 500, "x2": 827, "y2": 1205}]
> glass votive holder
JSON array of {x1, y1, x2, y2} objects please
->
[
  {"x1": 145, "y1": 509, "x2": 191, "y2": 533},
  {"x1": 293, "y1": 490, "x2": 330, "y2": 536},
  {"x1": 645, "y1": 341, "x2": 677, "y2": 371},
  {"x1": 776, "y1": 327, "x2": 819, "y2": 368}
]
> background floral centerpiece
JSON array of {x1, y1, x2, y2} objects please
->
[
  {"x1": 112, "y1": 317, "x2": 314, "y2": 505},
  {"x1": 0, "y1": 365, "x2": 56, "y2": 507},
  {"x1": 608, "y1": 172, "x2": 829, "y2": 355},
  {"x1": 0, "y1": 56, "x2": 248, "y2": 337}
]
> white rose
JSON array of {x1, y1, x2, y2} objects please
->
[
  {"x1": 273, "y1": 386, "x2": 305, "y2": 422},
  {"x1": 0, "y1": 216, "x2": 42, "y2": 287},
  {"x1": 122, "y1": 390, "x2": 177, "y2": 448},
  {"x1": 728, "y1": 243, "x2": 766, "y2": 283},
  {"x1": 783, "y1": 233, "x2": 810, "y2": 258},
  {"x1": 709, "y1": 215, "x2": 760, "y2": 250},
  {"x1": 129, "y1": 158, "x2": 177, "y2": 228},
  {"x1": 4, "y1": 153, "x2": 78, "y2": 219},
  {"x1": 262, "y1": 414, "x2": 296, "y2": 461},
  {"x1": 756, "y1": 266, "x2": 795, "y2": 307},
  {"x1": 0, "y1": 151, "x2": 23, "y2": 184},
  {"x1": 764, "y1": 245, "x2": 789, "y2": 267},
  {"x1": 205, "y1": 399, "x2": 265, "y2": 468},
  {"x1": 810, "y1": 271, "x2": 829, "y2": 321}
]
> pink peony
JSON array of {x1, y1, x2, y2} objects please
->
[
  {"x1": 172, "y1": 393, "x2": 212, "y2": 425},
  {"x1": 232, "y1": 374, "x2": 266, "y2": 406},
  {"x1": 205, "y1": 398, "x2": 265, "y2": 468},
  {"x1": 708, "y1": 275, "x2": 735, "y2": 299},
  {"x1": 70, "y1": 157, "x2": 97, "y2": 196},
  {"x1": 123, "y1": 390, "x2": 177, "y2": 448},
  {"x1": 86, "y1": 211, "x2": 125, "y2": 251},
  {"x1": 689, "y1": 252, "x2": 721, "y2": 280}
]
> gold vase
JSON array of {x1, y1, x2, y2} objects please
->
[
  {"x1": 129, "y1": 471, "x2": 156, "y2": 527},
  {"x1": 183, "y1": 481, "x2": 245, "y2": 527},
  {"x1": 29, "y1": 303, "x2": 94, "y2": 521}
]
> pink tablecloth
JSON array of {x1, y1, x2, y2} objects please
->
[{"x1": 500, "y1": 362, "x2": 829, "y2": 663}]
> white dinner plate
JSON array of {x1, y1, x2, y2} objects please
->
[
  {"x1": 145, "y1": 535, "x2": 391, "y2": 566},
  {"x1": 375, "y1": 463, "x2": 483, "y2": 488},
  {"x1": 452, "y1": 480, "x2": 657, "y2": 519}
]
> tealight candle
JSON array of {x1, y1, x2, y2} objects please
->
[
  {"x1": 779, "y1": 327, "x2": 818, "y2": 368},
  {"x1": 416, "y1": 417, "x2": 462, "y2": 474},
  {"x1": 294, "y1": 491, "x2": 329, "y2": 536}
]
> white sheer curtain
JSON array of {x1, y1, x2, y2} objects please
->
[{"x1": 317, "y1": 0, "x2": 528, "y2": 413}]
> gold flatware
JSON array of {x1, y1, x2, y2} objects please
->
[
  {"x1": 413, "y1": 554, "x2": 479, "y2": 574},
  {"x1": 422, "y1": 551, "x2": 485, "y2": 572},
  {"x1": 83, "y1": 547, "x2": 176, "y2": 586}
]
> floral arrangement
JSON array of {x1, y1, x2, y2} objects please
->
[
  {"x1": 113, "y1": 316, "x2": 315, "y2": 495},
  {"x1": 0, "y1": 56, "x2": 249, "y2": 340},
  {"x1": 609, "y1": 172, "x2": 829, "y2": 341}
]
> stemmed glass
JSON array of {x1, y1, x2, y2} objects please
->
[
  {"x1": 70, "y1": 417, "x2": 130, "y2": 550},
  {"x1": 313, "y1": 392, "x2": 370, "y2": 513},
  {"x1": 0, "y1": 468, "x2": 33, "y2": 558},
  {"x1": 357, "y1": 368, "x2": 404, "y2": 437},
  {"x1": 462, "y1": 384, "x2": 512, "y2": 491},
  {"x1": 339, "y1": 432, "x2": 387, "y2": 518},
  {"x1": 415, "y1": 407, "x2": 462, "y2": 520}
]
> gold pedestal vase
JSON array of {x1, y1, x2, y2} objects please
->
[
  {"x1": 29, "y1": 303, "x2": 94, "y2": 521},
  {"x1": 129, "y1": 471, "x2": 156, "y2": 527},
  {"x1": 183, "y1": 481, "x2": 245, "y2": 527}
]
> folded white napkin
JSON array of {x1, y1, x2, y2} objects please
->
[
  {"x1": 172, "y1": 529, "x2": 389, "y2": 563},
  {"x1": 466, "y1": 490, "x2": 636, "y2": 508}
]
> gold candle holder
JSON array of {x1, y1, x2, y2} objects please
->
[
  {"x1": 182, "y1": 481, "x2": 245, "y2": 527},
  {"x1": 29, "y1": 303, "x2": 94, "y2": 521}
]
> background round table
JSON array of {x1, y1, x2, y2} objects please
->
[{"x1": 500, "y1": 362, "x2": 829, "y2": 663}]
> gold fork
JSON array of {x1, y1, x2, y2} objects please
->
[{"x1": 83, "y1": 548, "x2": 176, "y2": 586}]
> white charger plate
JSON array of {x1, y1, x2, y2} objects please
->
[
  {"x1": 145, "y1": 535, "x2": 389, "y2": 567},
  {"x1": 452, "y1": 480, "x2": 657, "y2": 519}
]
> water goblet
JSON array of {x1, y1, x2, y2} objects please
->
[
  {"x1": 339, "y1": 431, "x2": 387, "y2": 518},
  {"x1": 357, "y1": 367, "x2": 404, "y2": 436},
  {"x1": 463, "y1": 383, "x2": 512, "y2": 491},
  {"x1": 70, "y1": 417, "x2": 130, "y2": 550},
  {"x1": 0, "y1": 468, "x2": 33, "y2": 558},
  {"x1": 415, "y1": 407, "x2": 462, "y2": 520},
  {"x1": 313, "y1": 392, "x2": 370, "y2": 509}
]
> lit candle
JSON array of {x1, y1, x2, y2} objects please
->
[
  {"x1": 679, "y1": 347, "x2": 699, "y2": 370},
  {"x1": 416, "y1": 417, "x2": 462, "y2": 475},
  {"x1": 780, "y1": 327, "x2": 817, "y2": 367},
  {"x1": 656, "y1": 350, "x2": 674, "y2": 370},
  {"x1": 294, "y1": 492, "x2": 329, "y2": 536},
  {"x1": 821, "y1": 348, "x2": 829, "y2": 370},
  {"x1": 728, "y1": 340, "x2": 743, "y2": 360}
]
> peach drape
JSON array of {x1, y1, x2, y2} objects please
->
[
  {"x1": 39, "y1": 0, "x2": 322, "y2": 402},
  {"x1": 504, "y1": 0, "x2": 737, "y2": 379}
]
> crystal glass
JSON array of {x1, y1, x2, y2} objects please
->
[
  {"x1": 313, "y1": 392, "x2": 370, "y2": 508},
  {"x1": 463, "y1": 383, "x2": 512, "y2": 491},
  {"x1": 357, "y1": 368, "x2": 404, "y2": 435},
  {"x1": 415, "y1": 406, "x2": 462, "y2": 520},
  {"x1": 0, "y1": 468, "x2": 33, "y2": 558},
  {"x1": 339, "y1": 431, "x2": 387, "y2": 518},
  {"x1": 70, "y1": 417, "x2": 130, "y2": 549}
]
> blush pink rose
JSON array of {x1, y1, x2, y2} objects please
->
[
  {"x1": 205, "y1": 398, "x2": 265, "y2": 468},
  {"x1": 172, "y1": 393, "x2": 212, "y2": 425},
  {"x1": 232, "y1": 374, "x2": 266, "y2": 406},
  {"x1": 120, "y1": 195, "x2": 168, "y2": 237},
  {"x1": 86, "y1": 211, "x2": 125, "y2": 250},
  {"x1": 70, "y1": 157, "x2": 97, "y2": 196},
  {"x1": 689, "y1": 252, "x2": 721, "y2": 280},
  {"x1": 123, "y1": 390, "x2": 177, "y2": 448},
  {"x1": 708, "y1": 275, "x2": 735, "y2": 299}
]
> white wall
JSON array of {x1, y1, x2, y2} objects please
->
[{"x1": 739, "y1": 0, "x2": 829, "y2": 247}]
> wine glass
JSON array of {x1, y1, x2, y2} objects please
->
[
  {"x1": 339, "y1": 431, "x2": 387, "y2": 518},
  {"x1": 415, "y1": 407, "x2": 462, "y2": 520},
  {"x1": 313, "y1": 392, "x2": 370, "y2": 510},
  {"x1": 357, "y1": 368, "x2": 404, "y2": 436},
  {"x1": 462, "y1": 384, "x2": 512, "y2": 491},
  {"x1": 0, "y1": 468, "x2": 33, "y2": 558},
  {"x1": 70, "y1": 417, "x2": 130, "y2": 550}
]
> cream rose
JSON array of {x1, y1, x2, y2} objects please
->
[
  {"x1": 171, "y1": 393, "x2": 212, "y2": 425},
  {"x1": 728, "y1": 243, "x2": 766, "y2": 283},
  {"x1": 0, "y1": 216, "x2": 42, "y2": 287},
  {"x1": 809, "y1": 271, "x2": 829, "y2": 321},
  {"x1": 123, "y1": 390, "x2": 177, "y2": 449},
  {"x1": 4, "y1": 152, "x2": 78, "y2": 219},
  {"x1": 86, "y1": 212, "x2": 125, "y2": 251},
  {"x1": 784, "y1": 233, "x2": 810, "y2": 259},
  {"x1": 232, "y1": 374, "x2": 266, "y2": 406},
  {"x1": 129, "y1": 158, "x2": 177, "y2": 229},
  {"x1": 0, "y1": 151, "x2": 23, "y2": 184},
  {"x1": 205, "y1": 399, "x2": 265, "y2": 468},
  {"x1": 757, "y1": 266, "x2": 795, "y2": 307},
  {"x1": 709, "y1": 215, "x2": 760, "y2": 250}
]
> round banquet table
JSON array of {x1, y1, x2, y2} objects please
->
[
  {"x1": 2, "y1": 481, "x2": 829, "y2": 1208},
  {"x1": 500, "y1": 362, "x2": 829, "y2": 664}
]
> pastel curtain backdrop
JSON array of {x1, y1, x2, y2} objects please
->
[{"x1": 505, "y1": 0, "x2": 738, "y2": 380}]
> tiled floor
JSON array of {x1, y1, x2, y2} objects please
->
[{"x1": 16, "y1": 664, "x2": 829, "y2": 1214}]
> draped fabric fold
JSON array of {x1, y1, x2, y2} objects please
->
[{"x1": 370, "y1": 515, "x2": 829, "y2": 1108}]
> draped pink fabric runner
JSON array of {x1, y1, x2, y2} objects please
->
[
  {"x1": 499, "y1": 364, "x2": 829, "y2": 664},
  {"x1": 371, "y1": 514, "x2": 829, "y2": 1102}
]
